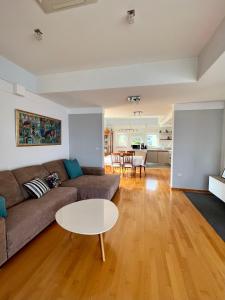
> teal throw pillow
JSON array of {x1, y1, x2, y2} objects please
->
[
  {"x1": 0, "y1": 196, "x2": 7, "y2": 218},
  {"x1": 64, "y1": 159, "x2": 83, "y2": 179}
]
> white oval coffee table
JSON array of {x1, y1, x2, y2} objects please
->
[{"x1": 55, "y1": 199, "x2": 119, "y2": 262}]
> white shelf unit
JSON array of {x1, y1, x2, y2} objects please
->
[{"x1": 159, "y1": 127, "x2": 172, "y2": 141}]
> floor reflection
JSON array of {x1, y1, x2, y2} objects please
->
[{"x1": 146, "y1": 178, "x2": 158, "y2": 191}]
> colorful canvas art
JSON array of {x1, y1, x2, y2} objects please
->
[{"x1": 16, "y1": 110, "x2": 61, "y2": 146}]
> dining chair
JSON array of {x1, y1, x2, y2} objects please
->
[
  {"x1": 127, "y1": 150, "x2": 135, "y2": 155},
  {"x1": 111, "y1": 152, "x2": 122, "y2": 173},
  {"x1": 141, "y1": 152, "x2": 148, "y2": 176},
  {"x1": 122, "y1": 153, "x2": 134, "y2": 176},
  {"x1": 119, "y1": 151, "x2": 126, "y2": 154}
]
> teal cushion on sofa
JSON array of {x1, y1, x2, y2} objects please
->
[
  {"x1": 0, "y1": 196, "x2": 7, "y2": 218},
  {"x1": 64, "y1": 159, "x2": 83, "y2": 179}
]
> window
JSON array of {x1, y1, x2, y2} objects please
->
[
  {"x1": 131, "y1": 136, "x2": 143, "y2": 145},
  {"x1": 117, "y1": 133, "x2": 128, "y2": 148},
  {"x1": 147, "y1": 134, "x2": 158, "y2": 147}
]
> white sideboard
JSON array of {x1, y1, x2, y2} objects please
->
[{"x1": 209, "y1": 176, "x2": 225, "y2": 203}]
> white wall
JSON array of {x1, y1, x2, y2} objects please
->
[
  {"x1": 112, "y1": 128, "x2": 168, "y2": 152},
  {"x1": 105, "y1": 118, "x2": 172, "y2": 151},
  {"x1": 0, "y1": 79, "x2": 69, "y2": 170}
]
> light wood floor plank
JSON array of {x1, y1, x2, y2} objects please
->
[{"x1": 0, "y1": 168, "x2": 224, "y2": 300}]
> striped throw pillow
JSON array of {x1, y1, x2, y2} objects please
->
[{"x1": 24, "y1": 178, "x2": 50, "y2": 199}]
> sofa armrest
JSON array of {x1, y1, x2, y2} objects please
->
[
  {"x1": 0, "y1": 217, "x2": 7, "y2": 266},
  {"x1": 81, "y1": 167, "x2": 105, "y2": 176}
]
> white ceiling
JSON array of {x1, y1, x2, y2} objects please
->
[
  {"x1": 0, "y1": 0, "x2": 225, "y2": 74},
  {"x1": 0, "y1": 0, "x2": 225, "y2": 119}
]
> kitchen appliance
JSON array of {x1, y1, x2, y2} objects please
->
[{"x1": 131, "y1": 145, "x2": 140, "y2": 150}]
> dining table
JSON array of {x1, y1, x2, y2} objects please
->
[{"x1": 104, "y1": 155, "x2": 144, "y2": 168}]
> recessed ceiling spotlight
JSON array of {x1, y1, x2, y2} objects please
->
[
  {"x1": 34, "y1": 28, "x2": 43, "y2": 40},
  {"x1": 133, "y1": 111, "x2": 143, "y2": 117},
  {"x1": 127, "y1": 9, "x2": 135, "y2": 24},
  {"x1": 128, "y1": 96, "x2": 141, "y2": 104}
]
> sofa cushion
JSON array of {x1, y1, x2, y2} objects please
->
[
  {"x1": 6, "y1": 187, "x2": 77, "y2": 258},
  {"x1": 61, "y1": 174, "x2": 120, "y2": 200},
  {"x1": 64, "y1": 159, "x2": 83, "y2": 179},
  {"x1": 24, "y1": 178, "x2": 50, "y2": 199},
  {"x1": 13, "y1": 165, "x2": 49, "y2": 199},
  {"x1": 45, "y1": 172, "x2": 61, "y2": 188},
  {"x1": 43, "y1": 159, "x2": 68, "y2": 182},
  {"x1": 81, "y1": 166, "x2": 105, "y2": 176},
  {"x1": 0, "y1": 171, "x2": 24, "y2": 208},
  {"x1": 0, "y1": 196, "x2": 7, "y2": 218}
]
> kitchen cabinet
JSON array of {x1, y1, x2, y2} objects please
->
[
  {"x1": 147, "y1": 151, "x2": 158, "y2": 163},
  {"x1": 158, "y1": 151, "x2": 170, "y2": 164},
  {"x1": 147, "y1": 150, "x2": 170, "y2": 164}
]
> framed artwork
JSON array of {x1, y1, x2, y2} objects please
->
[
  {"x1": 222, "y1": 169, "x2": 225, "y2": 179},
  {"x1": 16, "y1": 109, "x2": 61, "y2": 146}
]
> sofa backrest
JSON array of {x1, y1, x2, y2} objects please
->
[
  {"x1": 13, "y1": 165, "x2": 49, "y2": 199},
  {"x1": 0, "y1": 171, "x2": 24, "y2": 208},
  {"x1": 43, "y1": 159, "x2": 68, "y2": 182}
]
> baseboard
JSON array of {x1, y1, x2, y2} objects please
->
[{"x1": 171, "y1": 187, "x2": 210, "y2": 194}]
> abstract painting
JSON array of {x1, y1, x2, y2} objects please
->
[{"x1": 16, "y1": 109, "x2": 61, "y2": 146}]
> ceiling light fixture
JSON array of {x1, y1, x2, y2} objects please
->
[
  {"x1": 128, "y1": 95, "x2": 141, "y2": 104},
  {"x1": 127, "y1": 9, "x2": 135, "y2": 24},
  {"x1": 34, "y1": 28, "x2": 43, "y2": 40},
  {"x1": 36, "y1": 0, "x2": 98, "y2": 14},
  {"x1": 133, "y1": 111, "x2": 143, "y2": 117}
]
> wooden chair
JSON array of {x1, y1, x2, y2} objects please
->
[
  {"x1": 122, "y1": 153, "x2": 134, "y2": 176},
  {"x1": 141, "y1": 152, "x2": 148, "y2": 176},
  {"x1": 119, "y1": 151, "x2": 126, "y2": 154},
  {"x1": 127, "y1": 150, "x2": 135, "y2": 155},
  {"x1": 111, "y1": 153, "x2": 122, "y2": 173}
]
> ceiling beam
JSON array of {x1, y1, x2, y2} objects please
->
[
  {"x1": 37, "y1": 58, "x2": 197, "y2": 94},
  {"x1": 69, "y1": 107, "x2": 104, "y2": 114},
  {"x1": 198, "y1": 17, "x2": 225, "y2": 79},
  {"x1": 0, "y1": 56, "x2": 37, "y2": 93},
  {"x1": 174, "y1": 101, "x2": 225, "y2": 111}
]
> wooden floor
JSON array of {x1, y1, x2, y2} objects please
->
[{"x1": 0, "y1": 168, "x2": 225, "y2": 300}]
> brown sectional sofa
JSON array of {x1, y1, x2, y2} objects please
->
[{"x1": 0, "y1": 159, "x2": 120, "y2": 266}]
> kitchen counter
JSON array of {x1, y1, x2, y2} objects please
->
[
  {"x1": 146, "y1": 149, "x2": 172, "y2": 164},
  {"x1": 147, "y1": 149, "x2": 171, "y2": 152}
]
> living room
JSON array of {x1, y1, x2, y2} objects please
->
[{"x1": 0, "y1": 1, "x2": 225, "y2": 300}]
